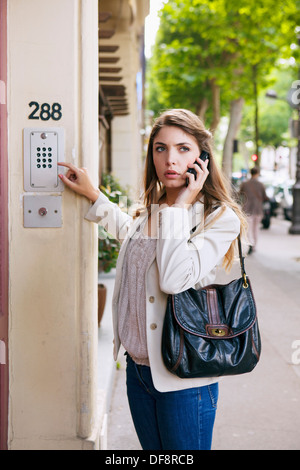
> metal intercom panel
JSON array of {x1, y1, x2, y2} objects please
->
[{"x1": 23, "y1": 128, "x2": 64, "y2": 192}]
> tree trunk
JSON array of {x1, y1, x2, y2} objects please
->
[
  {"x1": 196, "y1": 97, "x2": 209, "y2": 123},
  {"x1": 196, "y1": 80, "x2": 220, "y2": 132},
  {"x1": 210, "y1": 79, "x2": 220, "y2": 133},
  {"x1": 222, "y1": 97, "x2": 244, "y2": 179},
  {"x1": 253, "y1": 64, "x2": 260, "y2": 166}
]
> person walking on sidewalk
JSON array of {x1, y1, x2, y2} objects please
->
[
  {"x1": 239, "y1": 167, "x2": 268, "y2": 254},
  {"x1": 58, "y1": 109, "x2": 247, "y2": 451}
]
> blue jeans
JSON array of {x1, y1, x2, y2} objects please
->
[{"x1": 126, "y1": 354, "x2": 218, "y2": 450}]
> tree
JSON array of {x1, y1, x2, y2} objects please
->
[
  {"x1": 221, "y1": 0, "x2": 299, "y2": 172},
  {"x1": 147, "y1": 0, "x2": 299, "y2": 176},
  {"x1": 240, "y1": 67, "x2": 297, "y2": 149},
  {"x1": 147, "y1": 0, "x2": 243, "y2": 131}
]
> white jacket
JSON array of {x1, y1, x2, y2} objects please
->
[{"x1": 85, "y1": 192, "x2": 240, "y2": 392}]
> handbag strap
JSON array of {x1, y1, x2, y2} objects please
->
[
  {"x1": 192, "y1": 225, "x2": 248, "y2": 288},
  {"x1": 190, "y1": 206, "x2": 248, "y2": 288},
  {"x1": 238, "y1": 234, "x2": 249, "y2": 288}
]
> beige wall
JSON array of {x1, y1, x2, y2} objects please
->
[{"x1": 7, "y1": 0, "x2": 101, "y2": 449}]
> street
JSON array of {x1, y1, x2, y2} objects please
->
[{"x1": 107, "y1": 215, "x2": 300, "y2": 450}]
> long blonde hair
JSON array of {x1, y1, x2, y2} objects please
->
[{"x1": 143, "y1": 109, "x2": 247, "y2": 271}]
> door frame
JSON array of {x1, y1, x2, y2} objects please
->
[{"x1": 0, "y1": 0, "x2": 9, "y2": 451}]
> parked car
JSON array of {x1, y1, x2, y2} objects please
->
[
  {"x1": 274, "y1": 181, "x2": 294, "y2": 221},
  {"x1": 260, "y1": 179, "x2": 294, "y2": 222},
  {"x1": 261, "y1": 200, "x2": 272, "y2": 229},
  {"x1": 260, "y1": 183, "x2": 280, "y2": 229},
  {"x1": 264, "y1": 184, "x2": 279, "y2": 217}
]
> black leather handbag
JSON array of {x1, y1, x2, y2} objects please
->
[{"x1": 162, "y1": 236, "x2": 261, "y2": 378}]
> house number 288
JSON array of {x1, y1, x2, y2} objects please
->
[{"x1": 28, "y1": 101, "x2": 62, "y2": 121}]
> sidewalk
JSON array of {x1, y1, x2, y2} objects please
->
[{"x1": 106, "y1": 216, "x2": 300, "y2": 450}]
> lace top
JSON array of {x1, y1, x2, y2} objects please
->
[{"x1": 118, "y1": 233, "x2": 156, "y2": 366}]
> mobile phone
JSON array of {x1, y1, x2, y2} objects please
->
[{"x1": 186, "y1": 150, "x2": 209, "y2": 186}]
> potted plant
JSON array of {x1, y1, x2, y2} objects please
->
[
  {"x1": 98, "y1": 227, "x2": 121, "y2": 274},
  {"x1": 97, "y1": 173, "x2": 132, "y2": 325}
]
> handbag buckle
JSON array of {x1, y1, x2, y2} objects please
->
[
  {"x1": 206, "y1": 325, "x2": 229, "y2": 337},
  {"x1": 211, "y1": 328, "x2": 226, "y2": 337}
]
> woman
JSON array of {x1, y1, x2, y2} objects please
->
[{"x1": 58, "y1": 109, "x2": 246, "y2": 450}]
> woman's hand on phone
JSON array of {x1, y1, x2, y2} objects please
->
[
  {"x1": 58, "y1": 162, "x2": 100, "y2": 203},
  {"x1": 175, "y1": 157, "x2": 209, "y2": 207}
]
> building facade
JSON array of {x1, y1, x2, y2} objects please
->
[
  {"x1": 0, "y1": 0, "x2": 149, "y2": 450},
  {"x1": 99, "y1": 0, "x2": 149, "y2": 197}
]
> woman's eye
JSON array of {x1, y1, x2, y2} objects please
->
[
  {"x1": 180, "y1": 146, "x2": 190, "y2": 152},
  {"x1": 155, "y1": 146, "x2": 165, "y2": 152}
]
